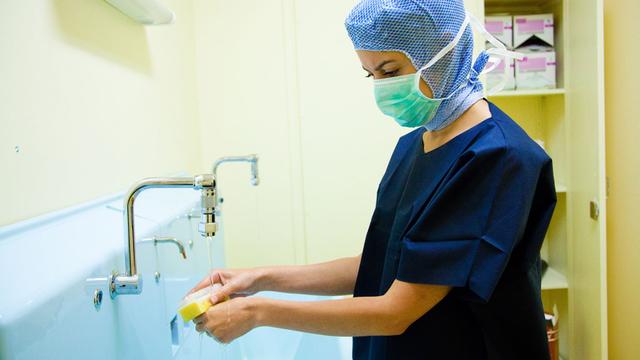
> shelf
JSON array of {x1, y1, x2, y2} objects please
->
[
  {"x1": 489, "y1": 88, "x2": 566, "y2": 98},
  {"x1": 485, "y1": 0, "x2": 556, "y2": 5},
  {"x1": 556, "y1": 184, "x2": 567, "y2": 193},
  {"x1": 485, "y1": 0, "x2": 560, "y2": 15},
  {"x1": 542, "y1": 267, "x2": 568, "y2": 290}
]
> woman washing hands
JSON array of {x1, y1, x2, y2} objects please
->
[
  {"x1": 189, "y1": 255, "x2": 368, "y2": 344},
  {"x1": 188, "y1": 0, "x2": 555, "y2": 358}
]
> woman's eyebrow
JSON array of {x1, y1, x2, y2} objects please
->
[
  {"x1": 362, "y1": 60, "x2": 397, "y2": 73},
  {"x1": 374, "y1": 60, "x2": 396, "y2": 71}
]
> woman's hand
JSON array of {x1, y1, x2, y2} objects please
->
[
  {"x1": 188, "y1": 268, "x2": 266, "y2": 304},
  {"x1": 188, "y1": 255, "x2": 361, "y2": 303},
  {"x1": 193, "y1": 297, "x2": 259, "y2": 344}
]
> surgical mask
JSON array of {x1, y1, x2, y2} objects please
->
[
  {"x1": 373, "y1": 12, "x2": 523, "y2": 128},
  {"x1": 374, "y1": 73, "x2": 442, "y2": 127}
]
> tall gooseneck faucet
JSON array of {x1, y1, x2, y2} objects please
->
[
  {"x1": 109, "y1": 174, "x2": 217, "y2": 299},
  {"x1": 212, "y1": 154, "x2": 259, "y2": 207}
]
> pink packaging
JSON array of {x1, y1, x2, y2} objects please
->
[
  {"x1": 513, "y1": 14, "x2": 554, "y2": 48},
  {"x1": 485, "y1": 16, "x2": 513, "y2": 49},
  {"x1": 515, "y1": 46, "x2": 556, "y2": 89},
  {"x1": 486, "y1": 58, "x2": 516, "y2": 91}
]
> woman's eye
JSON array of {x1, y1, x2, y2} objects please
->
[{"x1": 364, "y1": 70, "x2": 398, "y2": 78}]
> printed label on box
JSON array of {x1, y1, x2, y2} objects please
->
[
  {"x1": 519, "y1": 57, "x2": 547, "y2": 72},
  {"x1": 485, "y1": 16, "x2": 514, "y2": 49},
  {"x1": 486, "y1": 21, "x2": 504, "y2": 34},
  {"x1": 486, "y1": 58, "x2": 516, "y2": 91},
  {"x1": 515, "y1": 48, "x2": 556, "y2": 89},
  {"x1": 517, "y1": 19, "x2": 545, "y2": 34},
  {"x1": 513, "y1": 14, "x2": 554, "y2": 48},
  {"x1": 488, "y1": 58, "x2": 514, "y2": 73}
]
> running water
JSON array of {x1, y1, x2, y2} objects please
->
[{"x1": 198, "y1": 235, "x2": 228, "y2": 360}]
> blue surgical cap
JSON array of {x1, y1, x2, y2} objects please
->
[{"x1": 345, "y1": 0, "x2": 489, "y2": 131}]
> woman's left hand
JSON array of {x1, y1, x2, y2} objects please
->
[{"x1": 193, "y1": 297, "x2": 259, "y2": 344}]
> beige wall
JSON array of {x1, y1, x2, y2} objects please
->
[
  {"x1": 192, "y1": 0, "x2": 413, "y2": 267},
  {"x1": 193, "y1": 0, "x2": 303, "y2": 267},
  {"x1": 605, "y1": 0, "x2": 640, "y2": 358},
  {"x1": 191, "y1": 0, "x2": 483, "y2": 268},
  {"x1": 0, "y1": 0, "x2": 202, "y2": 225},
  {"x1": 0, "y1": 0, "x2": 490, "y2": 268}
]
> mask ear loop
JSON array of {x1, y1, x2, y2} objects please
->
[
  {"x1": 413, "y1": 13, "x2": 472, "y2": 93},
  {"x1": 412, "y1": 12, "x2": 525, "y2": 100},
  {"x1": 482, "y1": 56, "x2": 502, "y2": 75},
  {"x1": 467, "y1": 12, "x2": 525, "y2": 95}
]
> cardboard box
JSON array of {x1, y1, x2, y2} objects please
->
[
  {"x1": 514, "y1": 14, "x2": 554, "y2": 48},
  {"x1": 515, "y1": 46, "x2": 556, "y2": 89},
  {"x1": 486, "y1": 57, "x2": 516, "y2": 91},
  {"x1": 485, "y1": 16, "x2": 513, "y2": 49}
]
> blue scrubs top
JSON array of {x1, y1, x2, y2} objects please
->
[{"x1": 353, "y1": 102, "x2": 556, "y2": 360}]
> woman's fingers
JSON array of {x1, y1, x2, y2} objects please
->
[
  {"x1": 192, "y1": 298, "x2": 254, "y2": 345},
  {"x1": 195, "y1": 321, "x2": 206, "y2": 333},
  {"x1": 193, "y1": 314, "x2": 205, "y2": 325},
  {"x1": 210, "y1": 283, "x2": 235, "y2": 304},
  {"x1": 188, "y1": 270, "x2": 224, "y2": 294},
  {"x1": 208, "y1": 331, "x2": 224, "y2": 343},
  {"x1": 193, "y1": 310, "x2": 222, "y2": 342}
]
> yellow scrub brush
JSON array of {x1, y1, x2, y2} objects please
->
[{"x1": 178, "y1": 283, "x2": 222, "y2": 322}]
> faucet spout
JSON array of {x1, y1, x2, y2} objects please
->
[
  {"x1": 109, "y1": 174, "x2": 217, "y2": 299},
  {"x1": 140, "y1": 236, "x2": 187, "y2": 259},
  {"x1": 211, "y1": 154, "x2": 260, "y2": 207}
]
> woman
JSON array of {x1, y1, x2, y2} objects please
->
[{"x1": 189, "y1": 0, "x2": 557, "y2": 358}]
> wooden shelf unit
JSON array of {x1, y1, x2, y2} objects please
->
[
  {"x1": 542, "y1": 267, "x2": 569, "y2": 290},
  {"x1": 473, "y1": 0, "x2": 607, "y2": 359},
  {"x1": 491, "y1": 88, "x2": 566, "y2": 98}
]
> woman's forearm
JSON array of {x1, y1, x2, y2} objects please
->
[
  {"x1": 257, "y1": 255, "x2": 361, "y2": 296},
  {"x1": 247, "y1": 280, "x2": 450, "y2": 338},
  {"x1": 252, "y1": 295, "x2": 404, "y2": 337},
  {"x1": 195, "y1": 280, "x2": 450, "y2": 343}
]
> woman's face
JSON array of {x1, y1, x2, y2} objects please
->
[{"x1": 356, "y1": 50, "x2": 434, "y2": 98}]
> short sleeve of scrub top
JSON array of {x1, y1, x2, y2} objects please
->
[{"x1": 353, "y1": 102, "x2": 557, "y2": 360}]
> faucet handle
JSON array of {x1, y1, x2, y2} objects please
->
[
  {"x1": 194, "y1": 174, "x2": 215, "y2": 189},
  {"x1": 199, "y1": 187, "x2": 217, "y2": 237}
]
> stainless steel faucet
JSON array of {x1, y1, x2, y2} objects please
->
[
  {"x1": 108, "y1": 174, "x2": 217, "y2": 299},
  {"x1": 139, "y1": 236, "x2": 187, "y2": 259},
  {"x1": 212, "y1": 154, "x2": 259, "y2": 207}
]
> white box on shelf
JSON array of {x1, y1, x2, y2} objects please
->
[
  {"x1": 485, "y1": 15, "x2": 513, "y2": 49},
  {"x1": 485, "y1": 57, "x2": 515, "y2": 91},
  {"x1": 515, "y1": 46, "x2": 556, "y2": 90},
  {"x1": 513, "y1": 14, "x2": 554, "y2": 48}
]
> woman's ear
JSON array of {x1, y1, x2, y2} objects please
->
[{"x1": 417, "y1": 73, "x2": 435, "y2": 98}]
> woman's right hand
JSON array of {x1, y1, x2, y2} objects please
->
[{"x1": 188, "y1": 268, "x2": 267, "y2": 304}]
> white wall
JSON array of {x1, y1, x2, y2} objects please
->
[{"x1": 0, "y1": 0, "x2": 202, "y2": 225}]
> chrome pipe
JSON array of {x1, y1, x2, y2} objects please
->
[
  {"x1": 139, "y1": 236, "x2": 187, "y2": 259},
  {"x1": 123, "y1": 177, "x2": 195, "y2": 276},
  {"x1": 109, "y1": 174, "x2": 216, "y2": 299},
  {"x1": 211, "y1": 154, "x2": 259, "y2": 207}
]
